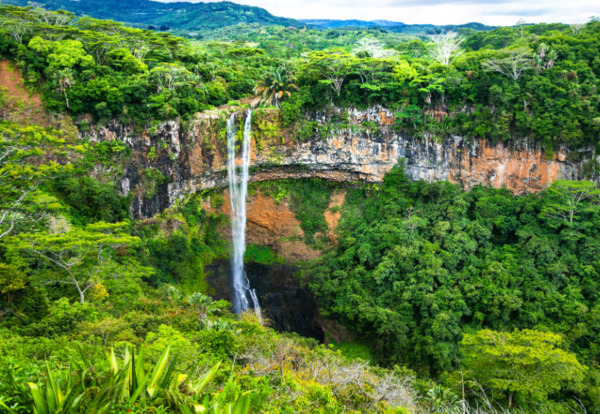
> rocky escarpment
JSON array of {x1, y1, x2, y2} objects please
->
[{"x1": 84, "y1": 106, "x2": 594, "y2": 219}]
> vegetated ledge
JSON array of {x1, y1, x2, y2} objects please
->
[{"x1": 82, "y1": 106, "x2": 597, "y2": 219}]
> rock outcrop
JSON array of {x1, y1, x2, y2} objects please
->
[
  {"x1": 205, "y1": 190, "x2": 321, "y2": 263},
  {"x1": 84, "y1": 106, "x2": 592, "y2": 219}
]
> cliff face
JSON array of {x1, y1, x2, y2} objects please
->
[
  {"x1": 84, "y1": 106, "x2": 590, "y2": 219},
  {"x1": 205, "y1": 190, "x2": 321, "y2": 263}
]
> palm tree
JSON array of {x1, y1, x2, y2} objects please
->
[
  {"x1": 252, "y1": 67, "x2": 299, "y2": 108},
  {"x1": 188, "y1": 292, "x2": 214, "y2": 323},
  {"x1": 53, "y1": 68, "x2": 74, "y2": 108}
]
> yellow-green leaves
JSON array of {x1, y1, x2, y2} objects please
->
[
  {"x1": 8, "y1": 221, "x2": 146, "y2": 303},
  {"x1": 0, "y1": 121, "x2": 76, "y2": 239},
  {"x1": 461, "y1": 329, "x2": 586, "y2": 404},
  {"x1": 392, "y1": 60, "x2": 418, "y2": 83}
]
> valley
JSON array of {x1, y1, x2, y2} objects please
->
[{"x1": 1, "y1": 3, "x2": 600, "y2": 413}]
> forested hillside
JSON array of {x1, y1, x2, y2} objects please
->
[
  {"x1": 1, "y1": 4, "x2": 600, "y2": 413},
  {"x1": 3, "y1": 0, "x2": 302, "y2": 31},
  {"x1": 1, "y1": 5, "x2": 598, "y2": 148}
]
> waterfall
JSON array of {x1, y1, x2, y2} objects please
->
[{"x1": 227, "y1": 110, "x2": 261, "y2": 315}]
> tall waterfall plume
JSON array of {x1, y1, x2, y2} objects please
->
[{"x1": 227, "y1": 111, "x2": 260, "y2": 315}]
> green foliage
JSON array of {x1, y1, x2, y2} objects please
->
[
  {"x1": 540, "y1": 180, "x2": 600, "y2": 228},
  {"x1": 16, "y1": 345, "x2": 251, "y2": 414},
  {"x1": 0, "y1": 121, "x2": 77, "y2": 239},
  {"x1": 144, "y1": 168, "x2": 167, "y2": 200},
  {"x1": 188, "y1": 292, "x2": 214, "y2": 323},
  {"x1": 18, "y1": 298, "x2": 99, "y2": 337},
  {"x1": 296, "y1": 120, "x2": 318, "y2": 142},
  {"x1": 3, "y1": 5, "x2": 600, "y2": 148},
  {"x1": 244, "y1": 244, "x2": 283, "y2": 265},
  {"x1": 330, "y1": 342, "x2": 374, "y2": 363},
  {"x1": 309, "y1": 163, "x2": 600, "y2": 410},
  {"x1": 0, "y1": 5, "x2": 278, "y2": 124},
  {"x1": 144, "y1": 231, "x2": 211, "y2": 291},
  {"x1": 52, "y1": 175, "x2": 130, "y2": 225},
  {"x1": 0, "y1": 301, "x2": 417, "y2": 413},
  {"x1": 2, "y1": 7, "x2": 600, "y2": 413},
  {"x1": 6, "y1": 221, "x2": 147, "y2": 304},
  {"x1": 252, "y1": 66, "x2": 299, "y2": 108},
  {"x1": 461, "y1": 329, "x2": 586, "y2": 407},
  {"x1": 280, "y1": 87, "x2": 312, "y2": 127}
]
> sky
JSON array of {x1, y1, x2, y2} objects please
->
[{"x1": 155, "y1": 0, "x2": 600, "y2": 26}]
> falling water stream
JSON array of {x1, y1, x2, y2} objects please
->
[{"x1": 227, "y1": 111, "x2": 261, "y2": 315}]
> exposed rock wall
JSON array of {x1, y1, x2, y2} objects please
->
[
  {"x1": 84, "y1": 106, "x2": 591, "y2": 219},
  {"x1": 206, "y1": 190, "x2": 321, "y2": 263}
]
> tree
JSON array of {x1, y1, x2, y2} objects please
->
[
  {"x1": 350, "y1": 58, "x2": 393, "y2": 86},
  {"x1": 188, "y1": 292, "x2": 214, "y2": 323},
  {"x1": 32, "y1": 7, "x2": 73, "y2": 26},
  {"x1": 392, "y1": 60, "x2": 418, "y2": 83},
  {"x1": 409, "y1": 73, "x2": 445, "y2": 106},
  {"x1": 540, "y1": 180, "x2": 600, "y2": 226},
  {"x1": 516, "y1": 19, "x2": 526, "y2": 38},
  {"x1": 302, "y1": 51, "x2": 353, "y2": 97},
  {"x1": 9, "y1": 222, "x2": 142, "y2": 303},
  {"x1": 0, "y1": 14, "x2": 29, "y2": 44},
  {"x1": 482, "y1": 49, "x2": 532, "y2": 81},
  {"x1": 0, "y1": 122, "x2": 75, "y2": 240},
  {"x1": 149, "y1": 63, "x2": 193, "y2": 93},
  {"x1": 252, "y1": 66, "x2": 299, "y2": 108},
  {"x1": 52, "y1": 68, "x2": 74, "y2": 108},
  {"x1": 0, "y1": 263, "x2": 27, "y2": 318},
  {"x1": 532, "y1": 43, "x2": 558, "y2": 74},
  {"x1": 45, "y1": 39, "x2": 95, "y2": 69},
  {"x1": 395, "y1": 105, "x2": 424, "y2": 129},
  {"x1": 354, "y1": 38, "x2": 396, "y2": 59},
  {"x1": 570, "y1": 23, "x2": 584, "y2": 35},
  {"x1": 428, "y1": 32, "x2": 464, "y2": 66},
  {"x1": 461, "y1": 329, "x2": 586, "y2": 408}
]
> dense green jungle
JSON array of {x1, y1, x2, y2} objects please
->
[{"x1": 1, "y1": 4, "x2": 600, "y2": 413}]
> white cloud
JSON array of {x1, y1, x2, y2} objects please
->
[{"x1": 155, "y1": 0, "x2": 600, "y2": 26}]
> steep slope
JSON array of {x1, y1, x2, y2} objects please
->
[
  {"x1": 0, "y1": 60, "x2": 46, "y2": 125},
  {"x1": 84, "y1": 106, "x2": 589, "y2": 220}
]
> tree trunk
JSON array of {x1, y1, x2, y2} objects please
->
[
  {"x1": 570, "y1": 209, "x2": 574, "y2": 224},
  {"x1": 71, "y1": 272, "x2": 85, "y2": 303}
]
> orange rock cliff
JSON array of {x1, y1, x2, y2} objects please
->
[{"x1": 84, "y1": 106, "x2": 593, "y2": 219}]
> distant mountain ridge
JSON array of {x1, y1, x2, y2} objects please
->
[
  {"x1": 4, "y1": 0, "x2": 303, "y2": 30},
  {"x1": 301, "y1": 19, "x2": 407, "y2": 29},
  {"x1": 4, "y1": 0, "x2": 496, "y2": 33},
  {"x1": 302, "y1": 19, "x2": 496, "y2": 33}
]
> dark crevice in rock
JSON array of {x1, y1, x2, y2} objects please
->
[{"x1": 205, "y1": 259, "x2": 324, "y2": 342}]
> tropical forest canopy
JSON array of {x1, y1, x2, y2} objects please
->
[
  {"x1": 3, "y1": 0, "x2": 303, "y2": 31},
  {"x1": 1, "y1": 5, "x2": 599, "y2": 149},
  {"x1": 1, "y1": 4, "x2": 600, "y2": 413}
]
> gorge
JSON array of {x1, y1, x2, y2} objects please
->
[
  {"x1": 82, "y1": 106, "x2": 598, "y2": 345},
  {"x1": 4, "y1": 8, "x2": 600, "y2": 411}
]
